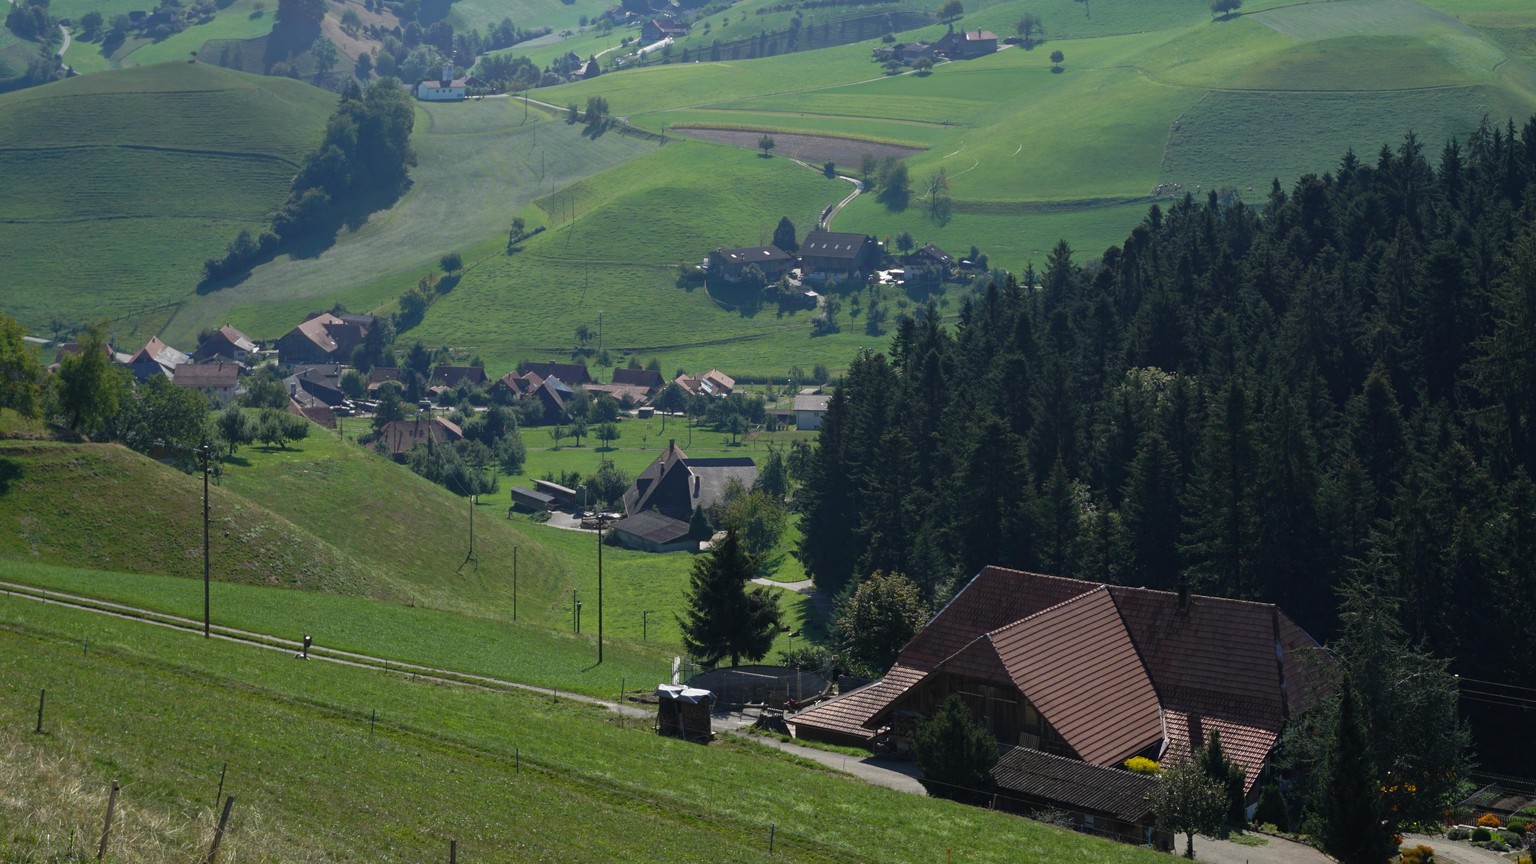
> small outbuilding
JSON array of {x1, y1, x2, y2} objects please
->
[
  {"x1": 656, "y1": 684, "x2": 715, "y2": 742},
  {"x1": 510, "y1": 486, "x2": 557, "y2": 512},
  {"x1": 991, "y1": 747, "x2": 1171, "y2": 848}
]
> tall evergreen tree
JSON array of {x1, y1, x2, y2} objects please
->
[
  {"x1": 676, "y1": 528, "x2": 782, "y2": 667},
  {"x1": 1313, "y1": 675, "x2": 1394, "y2": 864}
]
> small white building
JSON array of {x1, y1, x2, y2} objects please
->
[
  {"x1": 794, "y1": 393, "x2": 831, "y2": 430},
  {"x1": 417, "y1": 65, "x2": 467, "y2": 101}
]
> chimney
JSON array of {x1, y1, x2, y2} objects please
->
[{"x1": 1176, "y1": 578, "x2": 1191, "y2": 615}]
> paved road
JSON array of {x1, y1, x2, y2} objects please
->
[
  {"x1": 1401, "y1": 833, "x2": 1510, "y2": 864},
  {"x1": 1173, "y1": 833, "x2": 1330, "y2": 864}
]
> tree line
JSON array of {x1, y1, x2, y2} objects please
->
[
  {"x1": 202, "y1": 80, "x2": 416, "y2": 286},
  {"x1": 797, "y1": 115, "x2": 1536, "y2": 772}
]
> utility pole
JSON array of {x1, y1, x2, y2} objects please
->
[
  {"x1": 597, "y1": 513, "x2": 605, "y2": 663},
  {"x1": 199, "y1": 441, "x2": 211, "y2": 639}
]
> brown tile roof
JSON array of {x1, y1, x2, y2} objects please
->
[
  {"x1": 583, "y1": 382, "x2": 652, "y2": 404},
  {"x1": 432, "y1": 365, "x2": 487, "y2": 387},
  {"x1": 898, "y1": 566, "x2": 1088, "y2": 669},
  {"x1": 292, "y1": 313, "x2": 342, "y2": 354},
  {"x1": 521, "y1": 361, "x2": 591, "y2": 385},
  {"x1": 790, "y1": 665, "x2": 926, "y2": 743},
  {"x1": 1161, "y1": 711, "x2": 1277, "y2": 794},
  {"x1": 379, "y1": 416, "x2": 463, "y2": 456},
  {"x1": 172, "y1": 362, "x2": 240, "y2": 389},
  {"x1": 992, "y1": 747, "x2": 1158, "y2": 823},
  {"x1": 801, "y1": 231, "x2": 873, "y2": 261},
  {"x1": 612, "y1": 367, "x2": 663, "y2": 390},
  {"x1": 793, "y1": 566, "x2": 1328, "y2": 787},
  {"x1": 713, "y1": 245, "x2": 794, "y2": 265},
  {"x1": 988, "y1": 589, "x2": 1162, "y2": 766}
]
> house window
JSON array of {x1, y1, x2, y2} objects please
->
[{"x1": 1024, "y1": 703, "x2": 1040, "y2": 732}]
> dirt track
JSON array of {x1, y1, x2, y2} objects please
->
[{"x1": 674, "y1": 127, "x2": 923, "y2": 165}]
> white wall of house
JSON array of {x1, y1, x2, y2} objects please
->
[{"x1": 417, "y1": 83, "x2": 466, "y2": 101}]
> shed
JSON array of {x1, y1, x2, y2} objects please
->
[
  {"x1": 533, "y1": 479, "x2": 576, "y2": 506},
  {"x1": 656, "y1": 684, "x2": 715, "y2": 742},
  {"x1": 510, "y1": 486, "x2": 556, "y2": 512},
  {"x1": 991, "y1": 747, "x2": 1171, "y2": 848}
]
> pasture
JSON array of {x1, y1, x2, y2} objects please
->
[
  {"x1": 0, "y1": 597, "x2": 1169, "y2": 863},
  {"x1": 158, "y1": 98, "x2": 656, "y2": 347},
  {"x1": 0, "y1": 63, "x2": 332, "y2": 336}
]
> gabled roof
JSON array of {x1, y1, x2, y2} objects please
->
[
  {"x1": 432, "y1": 365, "x2": 487, "y2": 387},
  {"x1": 612, "y1": 367, "x2": 664, "y2": 390},
  {"x1": 379, "y1": 416, "x2": 463, "y2": 456},
  {"x1": 794, "y1": 393, "x2": 831, "y2": 413},
  {"x1": 964, "y1": 29, "x2": 997, "y2": 40},
  {"x1": 611, "y1": 509, "x2": 692, "y2": 545},
  {"x1": 792, "y1": 567, "x2": 1328, "y2": 787},
  {"x1": 623, "y1": 441, "x2": 756, "y2": 519},
  {"x1": 172, "y1": 362, "x2": 240, "y2": 389},
  {"x1": 800, "y1": 231, "x2": 873, "y2": 260},
  {"x1": 522, "y1": 361, "x2": 592, "y2": 385},
  {"x1": 712, "y1": 245, "x2": 794, "y2": 265},
  {"x1": 986, "y1": 589, "x2": 1162, "y2": 766},
  {"x1": 194, "y1": 324, "x2": 256, "y2": 360},
  {"x1": 911, "y1": 243, "x2": 954, "y2": 266},
  {"x1": 128, "y1": 337, "x2": 190, "y2": 370},
  {"x1": 992, "y1": 747, "x2": 1157, "y2": 823}
]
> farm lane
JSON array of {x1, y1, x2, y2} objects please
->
[{"x1": 0, "y1": 577, "x2": 923, "y2": 796}]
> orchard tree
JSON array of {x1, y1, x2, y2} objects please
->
[
  {"x1": 677, "y1": 527, "x2": 783, "y2": 666},
  {"x1": 1153, "y1": 757, "x2": 1226, "y2": 858},
  {"x1": 52, "y1": 325, "x2": 126, "y2": 437},
  {"x1": 758, "y1": 134, "x2": 776, "y2": 157},
  {"x1": 1015, "y1": 13, "x2": 1042, "y2": 47},
  {"x1": 1210, "y1": 0, "x2": 1241, "y2": 17},
  {"x1": 1050, "y1": 49, "x2": 1064, "y2": 71}
]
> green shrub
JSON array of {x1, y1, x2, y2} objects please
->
[
  {"x1": 1446, "y1": 827, "x2": 1470, "y2": 841},
  {"x1": 1253, "y1": 782, "x2": 1290, "y2": 832},
  {"x1": 1471, "y1": 827, "x2": 1491, "y2": 842}
]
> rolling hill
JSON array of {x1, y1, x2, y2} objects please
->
[{"x1": 0, "y1": 62, "x2": 333, "y2": 337}]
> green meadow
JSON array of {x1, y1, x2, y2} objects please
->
[
  {"x1": 0, "y1": 598, "x2": 1169, "y2": 863},
  {"x1": 157, "y1": 98, "x2": 657, "y2": 347},
  {"x1": 0, "y1": 63, "x2": 332, "y2": 335}
]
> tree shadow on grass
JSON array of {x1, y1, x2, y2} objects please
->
[{"x1": 0, "y1": 458, "x2": 21, "y2": 495}]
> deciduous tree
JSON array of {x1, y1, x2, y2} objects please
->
[
  {"x1": 1153, "y1": 757, "x2": 1226, "y2": 858},
  {"x1": 0, "y1": 313, "x2": 42, "y2": 417},
  {"x1": 834, "y1": 570, "x2": 930, "y2": 673}
]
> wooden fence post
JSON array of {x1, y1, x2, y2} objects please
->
[
  {"x1": 35, "y1": 689, "x2": 45, "y2": 734},
  {"x1": 449, "y1": 839, "x2": 457, "y2": 864},
  {"x1": 202, "y1": 795, "x2": 235, "y2": 864},
  {"x1": 214, "y1": 762, "x2": 227, "y2": 811},
  {"x1": 96, "y1": 780, "x2": 118, "y2": 862}
]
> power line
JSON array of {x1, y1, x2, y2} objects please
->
[{"x1": 1457, "y1": 675, "x2": 1536, "y2": 696}]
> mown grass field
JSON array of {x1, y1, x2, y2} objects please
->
[
  {"x1": 0, "y1": 63, "x2": 332, "y2": 336},
  {"x1": 0, "y1": 598, "x2": 1169, "y2": 863}
]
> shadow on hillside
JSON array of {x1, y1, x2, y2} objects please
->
[
  {"x1": 197, "y1": 177, "x2": 414, "y2": 293},
  {"x1": 0, "y1": 458, "x2": 21, "y2": 495}
]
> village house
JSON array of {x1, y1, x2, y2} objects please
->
[
  {"x1": 934, "y1": 25, "x2": 997, "y2": 59},
  {"x1": 285, "y1": 365, "x2": 348, "y2": 407},
  {"x1": 610, "y1": 440, "x2": 757, "y2": 551},
  {"x1": 417, "y1": 65, "x2": 468, "y2": 101},
  {"x1": 172, "y1": 361, "x2": 241, "y2": 402},
  {"x1": 287, "y1": 395, "x2": 336, "y2": 429},
  {"x1": 124, "y1": 337, "x2": 191, "y2": 381},
  {"x1": 799, "y1": 230, "x2": 879, "y2": 281},
  {"x1": 491, "y1": 369, "x2": 543, "y2": 400},
  {"x1": 707, "y1": 245, "x2": 795, "y2": 282},
  {"x1": 520, "y1": 361, "x2": 593, "y2": 386},
  {"x1": 276, "y1": 313, "x2": 371, "y2": 365},
  {"x1": 790, "y1": 567, "x2": 1329, "y2": 837},
  {"x1": 531, "y1": 375, "x2": 576, "y2": 423},
  {"x1": 367, "y1": 366, "x2": 402, "y2": 395},
  {"x1": 431, "y1": 365, "x2": 488, "y2": 389},
  {"x1": 192, "y1": 324, "x2": 257, "y2": 364},
  {"x1": 611, "y1": 367, "x2": 664, "y2": 396},
  {"x1": 377, "y1": 416, "x2": 464, "y2": 460},
  {"x1": 793, "y1": 391, "x2": 831, "y2": 430},
  {"x1": 674, "y1": 368, "x2": 734, "y2": 398},
  {"x1": 906, "y1": 242, "x2": 954, "y2": 270},
  {"x1": 641, "y1": 17, "x2": 687, "y2": 43}
]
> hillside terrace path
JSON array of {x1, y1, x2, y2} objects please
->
[{"x1": 0, "y1": 577, "x2": 918, "y2": 794}]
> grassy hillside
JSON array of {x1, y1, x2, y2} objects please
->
[
  {"x1": 0, "y1": 440, "x2": 395, "y2": 598},
  {"x1": 406, "y1": 137, "x2": 883, "y2": 374},
  {"x1": 0, "y1": 421, "x2": 815, "y2": 666},
  {"x1": 0, "y1": 598, "x2": 1168, "y2": 863},
  {"x1": 156, "y1": 98, "x2": 657, "y2": 347},
  {"x1": 0, "y1": 63, "x2": 332, "y2": 336}
]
